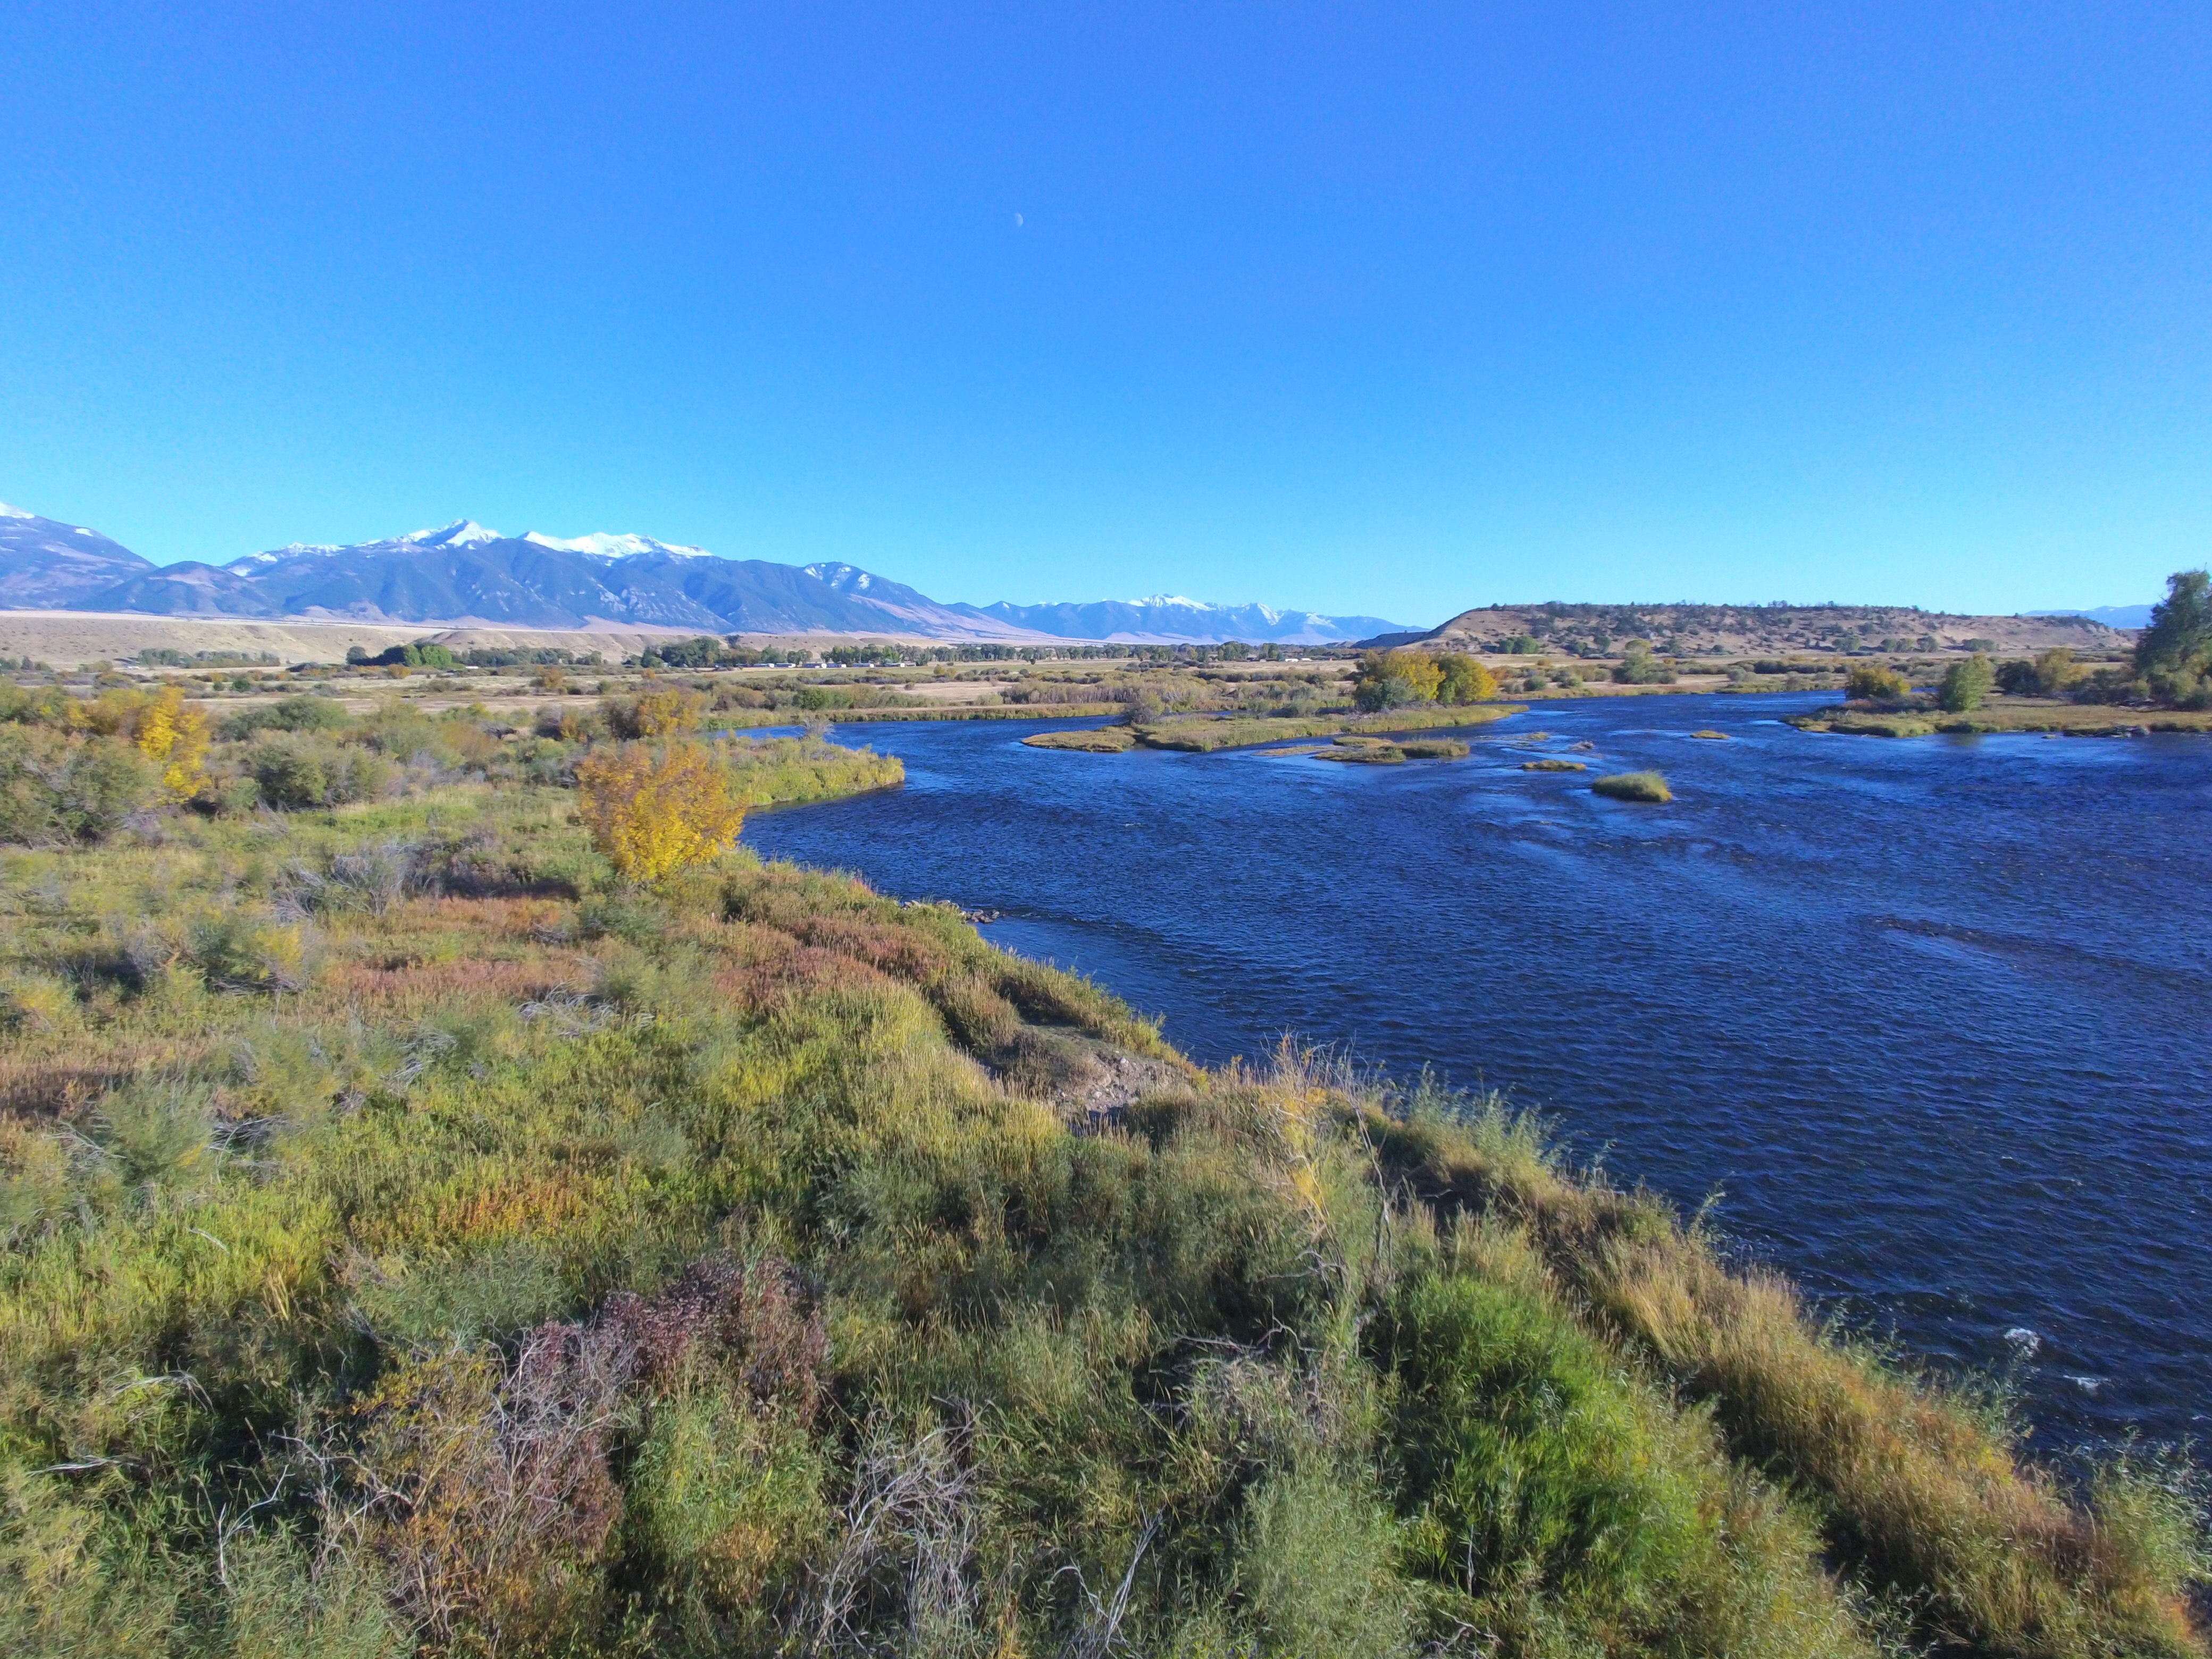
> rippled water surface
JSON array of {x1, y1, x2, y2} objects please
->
[{"x1": 745, "y1": 694, "x2": 2212, "y2": 1446}]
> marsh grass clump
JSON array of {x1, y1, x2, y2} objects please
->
[
  {"x1": 0, "y1": 741, "x2": 2199, "y2": 1659},
  {"x1": 1592, "y1": 769, "x2": 1673, "y2": 802},
  {"x1": 1020, "y1": 726, "x2": 1137, "y2": 752},
  {"x1": 1396, "y1": 738, "x2": 1470, "y2": 758},
  {"x1": 1522, "y1": 758, "x2": 1588, "y2": 772},
  {"x1": 1316, "y1": 740, "x2": 1406, "y2": 763}
]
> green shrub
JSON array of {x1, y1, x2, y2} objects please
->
[
  {"x1": 0, "y1": 727, "x2": 155, "y2": 843},
  {"x1": 1234, "y1": 1468, "x2": 1413, "y2": 1659},
  {"x1": 91, "y1": 1080, "x2": 217, "y2": 1192},
  {"x1": 1386, "y1": 1272, "x2": 1707, "y2": 1623},
  {"x1": 245, "y1": 736, "x2": 393, "y2": 808},
  {"x1": 186, "y1": 909, "x2": 316, "y2": 991},
  {"x1": 1846, "y1": 663, "x2": 1912, "y2": 702},
  {"x1": 1938, "y1": 655, "x2": 1994, "y2": 713},
  {"x1": 1591, "y1": 770, "x2": 1671, "y2": 802}
]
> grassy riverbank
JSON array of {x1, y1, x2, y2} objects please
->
[
  {"x1": 1, "y1": 742, "x2": 2204, "y2": 1657},
  {"x1": 1790, "y1": 699, "x2": 2212, "y2": 737},
  {"x1": 1024, "y1": 706, "x2": 1523, "y2": 756},
  {"x1": 1131, "y1": 702, "x2": 1524, "y2": 752}
]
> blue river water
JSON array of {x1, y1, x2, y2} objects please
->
[{"x1": 743, "y1": 694, "x2": 2212, "y2": 1450}]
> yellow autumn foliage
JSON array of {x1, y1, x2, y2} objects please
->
[
  {"x1": 133, "y1": 684, "x2": 211, "y2": 800},
  {"x1": 630, "y1": 685, "x2": 708, "y2": 737},
  {"x1": 575, "y1": 740, "x2": 745, "y2": 883}
]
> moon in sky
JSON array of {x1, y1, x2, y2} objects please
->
[{"x1": 1013, "y1": 212, "x2": 1024, "y2": 227}]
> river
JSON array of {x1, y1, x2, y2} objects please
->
[{"x1": 743, "y1": 692, "x2": 2212, "y2": 1450}]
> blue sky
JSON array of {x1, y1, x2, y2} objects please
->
[{"x1": 2, "y1": 2, "x2": 2205, "y2": 624}]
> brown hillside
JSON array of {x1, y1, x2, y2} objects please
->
[{"x1": 1398, "y1": 602, "x2": 2128, "y2": 657}]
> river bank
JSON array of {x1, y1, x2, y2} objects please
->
[
  {"x1": 1790, "y1": 697, "x2": 2212, "y2": 736},
  {"x1": 751, "y1": 694, "x2": 2212, "y2": 1456},
  {"x1": 2, "y1": 750, "x2": 2200, "y2": 1657}
]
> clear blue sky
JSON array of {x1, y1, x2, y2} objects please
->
[{"x1": 2, "y1": 2, "x2": 2205, "y2": 624}]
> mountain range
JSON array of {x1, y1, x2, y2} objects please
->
[{"x1": 0, "y1": 504, "x2": 1403, "y2": 644}]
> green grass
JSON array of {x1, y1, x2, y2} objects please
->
[
  {"x1": 1591, "y1": 769, "x2": 1673, "y2": 802},
  {"x1": 0, "y1": 708, "x2": 2201, "y2": 1658},
  {"x1": 1314, "y1": 743, "x2": 1406, "y2": 764},
  {"x1": 718, "y1": 734, "x2": 905, "y2": 805},
  {"x1": 1019, "y1": 726, "x2": 1137, "y2": 752},
  {"x1": 1790, "y1": 699, "x2": 2212, "y2": 737},
  {"x1": 1134, "y1": 701, "x2": 1524, "y2": 752}
]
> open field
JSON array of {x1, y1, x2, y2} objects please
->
[{"x1": 0, "y1": 611, "x2": 979, "y2": 670}]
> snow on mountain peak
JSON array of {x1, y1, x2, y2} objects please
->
[
  {"x1": 0, "y1": 501, "x2": 37, "y2": 520},
  {"x1": 804, "y1": 562, "x2": 874, "y2": 591},
  {"x1": 399, "y1": 520, "x2": 504, "y2": 548},
  {"x1": 524, "y1": 531, "x2": 713, "y2": 559}
]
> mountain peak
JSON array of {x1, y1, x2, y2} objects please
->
[
  {"x1": 804, "y1": 562, "x2": 876, "y2": 593},
  {"x1": 400, "y1": 520, "x2": 504, "y2": 549},
  {"x1": 0, "y1": 501, "x2": 35, "y2": 521},
  {"x1": 524, "y1": 531, "x2": 714, "y2": 559}
]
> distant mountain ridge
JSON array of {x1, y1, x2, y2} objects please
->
[
  {"x1": 945, "y1": 594, "x2": 1405, "y2": 644},
  {"x1": 0, "y1": 505, "x2": 1404, "y2": 643},
  {"x1": 0, "y1": 502, "x2": 161, "y2": 607},
  {"x1": 2032, "y1": 604, "x2": 2155, "y2": 630}
]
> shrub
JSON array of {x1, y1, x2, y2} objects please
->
[
  {"x1": 1353, "y1": 649, "x2": 1443, "y2": 711},
  {"x1": 576, "y1": 740, "x2": 745, "y2": 883},
  {"x1": 1436, "y1": 653, "x2": 1498, "y2": 705},
  {"x1": 92, "y1": 1079, "x2": 217, "y2": 1191},
  {"x1": 1938, "y1": 655, "x2": 1994, "y2": 713},
  {"x1": 187, "y1": 910, "x2": 316, "y2": 992},
  {"x1": 605, "y1": 685, "x2": 709, "y2": 740},
  {"x1": 221, "y1": 693, "x2": 353, "y2": 740},
  {"x1": 1846, "y1": 663, "x2": 1912, "y2": 702},
  {"x1": 1592, "y1": 770, "x2": 1671, "y2": 802},
  {"x1": 246, "y1": 736, "x2": 394, "y2": 808},
  {"x1": 1387, "y1": 1272, "x2": 1707, "y2": 1624},
  {"x1": 0, "y1": 727, "x2": 155, "y2": 843},
  {"x1": 1234, "y1": 1468, "x2": 1413, "y2": 1659},
  {"x1": 131, "y1": 684, "x2": 210, "y2": 800},
  {"x1": 1612, "y1": 643, "x2": 1676, "y2": 684}
]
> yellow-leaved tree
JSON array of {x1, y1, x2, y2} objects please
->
[
  {"x1": 1435, "y1": 653, "x2": 1498, "y2": 705},
  {"x1": 133, "y1": 685, "x2": 211, "y2": 801},
  {"x1": 575, "y1": 740, "x2": 744, "y2": 883},
  {"x1": 612, "y1": 684, "x2": 708, "y2": 739}
]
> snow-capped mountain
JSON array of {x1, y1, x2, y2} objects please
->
[
  {"x1": 0, "y1": 504, "x2": 1415, "y2": 642},
  {"x1": 0, "y1": 502, "x2": 159, "y2": 607},
  {"x1": 948, "y1": 593, "x2": 1402, "y2": 644}
]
